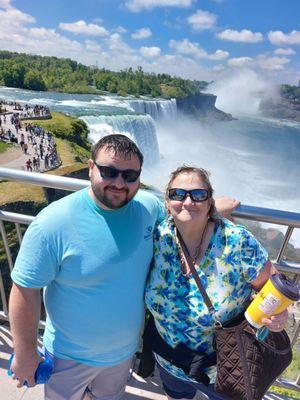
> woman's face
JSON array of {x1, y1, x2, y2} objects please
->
[{"x1": 166, "y1": 172, "x2": 212, "y2": 224}]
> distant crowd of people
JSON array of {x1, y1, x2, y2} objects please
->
[
  {"x1": 0, "y1": 100, "x2": 60, "y2": 172},
  {"x1": 1, "y1": 100, "x2": 50, "y2": 118}
]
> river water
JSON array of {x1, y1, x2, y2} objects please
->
[{"x1": 1, "y1": 86, "x2": 299, "y2": 246}]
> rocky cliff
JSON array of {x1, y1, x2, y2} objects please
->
[
  {"x1": 260, "y1": 98, "x2": 300, "y2": 122},
  {"x1": 176, "y1": 93, "x2": 234, "y2": 122}
]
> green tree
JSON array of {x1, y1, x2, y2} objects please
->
[{"x1": 24, "y1": 70, "x2": 46, "y2": 91}]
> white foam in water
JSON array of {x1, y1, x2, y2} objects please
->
[
  {"x1": 28, "y1": 98, "x2": 56, "y2": 105},
  {"x1": 81, "y1": 114, "x2": 160, "y2": 166}
]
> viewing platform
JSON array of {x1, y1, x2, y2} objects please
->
[{"x1": 0, "y1": 167, "x2": 299, "y2": 400}]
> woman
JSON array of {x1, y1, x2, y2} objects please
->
[{"x1": 145, "y1": 166, "x2": 288, "y2": 400}]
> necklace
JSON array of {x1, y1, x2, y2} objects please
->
[{"x1": 175, "y1": 222, "x2": 208, "y2": 276}]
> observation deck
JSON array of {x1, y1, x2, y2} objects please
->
[{"x1": 0, "y1": 167, "x2": 299, "y2": 400}]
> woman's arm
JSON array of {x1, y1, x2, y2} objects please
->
[
  {"x1": 250, "y1": 260, "x2": 288, "y2": 332},
  {"x1": 214, "y1": 196, "x2": 240, "y2": 221}
]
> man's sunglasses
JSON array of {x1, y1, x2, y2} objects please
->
[
  {"x1": 168, "y1": 188, "x2": 210, "y2": 202},
  {"x1": 93, "y1": 161, "x2": 141, "y2": 183}
]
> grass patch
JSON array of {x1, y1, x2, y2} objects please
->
[
  {"x1": 0, "y1": 181, "x2": 45, "y2": 205},
  {"x1": 26, "y1": 111, "x2": 80, "y2": 136},
  {"x1": 0, "y1": 141, "x2": 12, "y2": 153},
  {"x1": 26, "y1": 111, "x2": 91, "y2": 150}
]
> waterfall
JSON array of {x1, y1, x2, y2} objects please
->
[
  {"x1": 80, "y1": 114, "x2": 160, "y2": 166},
  {"x1": 127, "y1": 99, "x2": 177, "y2": 121}
]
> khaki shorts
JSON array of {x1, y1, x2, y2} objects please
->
[{"x1": 44, "y1": 351, "x2": 133, "y2": 400}]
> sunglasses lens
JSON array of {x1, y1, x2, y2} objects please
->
[
  {"x1": 122, "y1": 170, "x2": 140, "y2": 183},
  {"x1": 99, "y1": 166, "x2": 119, "y2": 179},
  {"x1": 168, "y1": 189, "x2": 186, "y2": 201},
  {"x1": 169, "y1": 188, "x2": 209, "y2": 202},
  {"x1": 190, "y1": 189, "x2": 208, "y2": 201}
]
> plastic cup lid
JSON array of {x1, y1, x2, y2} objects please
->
[{"x1": 270, "y1": 273, "x2": 299, "y2": 301}]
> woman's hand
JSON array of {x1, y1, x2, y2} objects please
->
[
  {"x1": 215, "y1": 196, "x2": 240, "y2": 222},
  {"x1": 262, "y1": 309, "x2": 289, "y2": 332}
]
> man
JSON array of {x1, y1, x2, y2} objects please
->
[{"x1": 9, "y1": 134, "x2": 238, "y2": 400}]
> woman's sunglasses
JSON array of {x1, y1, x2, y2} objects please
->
[
  {"x1": 168, "y1": 188, "x2": 210, "y2": 202},
  {"x1": 93, "y1": 161, "x2": 141, "y2": 183}
]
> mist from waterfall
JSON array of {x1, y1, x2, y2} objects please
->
[{"x1": 206, "y1": 69, "x2": 279, "y2": 116}]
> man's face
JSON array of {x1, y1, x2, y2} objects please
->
[{"x1": 88, "y1": 147, "x2": 141, "y2": 210}]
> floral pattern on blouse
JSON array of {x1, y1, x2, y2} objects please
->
[{"x1": 145, "y1": 217, "x2": 268, "y2": 383}]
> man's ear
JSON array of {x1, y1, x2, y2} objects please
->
[{"x1": 88, "y1": 159, "x2": 94, "y2": 178}]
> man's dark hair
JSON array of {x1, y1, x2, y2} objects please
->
[{"x1": 91, "y1": 134, "x2": 143, "y2": 167}]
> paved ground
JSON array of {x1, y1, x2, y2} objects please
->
[
  {"x1": 1, "y1": 323, "x2": 297, "y2": 400},
  {"x1": 0, "y1": 105, "x2": 56, "y2": 171},
  {"x1": 0, "y1": 323, "x2": 167, "y2": 400}
]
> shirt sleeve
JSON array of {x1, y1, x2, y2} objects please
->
[
  {"x1": 239, "y1": 226, "x2": 269, "y2": 283},
  {"x1": 11, "y1": 219, "x2": 59, "y2": 288},
  {"x1": 156, "y1": 199, "x2": 166, "y2": 225}
]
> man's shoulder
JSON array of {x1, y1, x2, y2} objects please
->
[
  {"x1": 133, "y1": 190, "x2": 165, "y2": 221},
  {"x1": 36, "y1": 189, "x2": 87, "y2": 226},
  {"x1": 134, "y1": 189, "x2": 162, "y2": 207}
]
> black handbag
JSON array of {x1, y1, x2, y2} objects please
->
[{"x1": 176, "y1": 229, "x2": 293, "y2": 400}]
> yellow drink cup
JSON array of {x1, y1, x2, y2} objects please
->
[{"x1": 245, "y1": 273, "x2": 299, "y2": 329}]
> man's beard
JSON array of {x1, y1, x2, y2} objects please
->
[{"x1": 91, "y1": 183, "x2": 137, "y2": 209}]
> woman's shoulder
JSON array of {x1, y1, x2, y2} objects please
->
[
  {"x1": 154, "y1": 217, "x2": 175, "y2": 242},
  {"x1": 218, "y1": 218, "x2": 257, "y2": 246}
]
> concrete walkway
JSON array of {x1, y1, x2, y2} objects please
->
[
  {"x1": 1, "y1": 323, "x2": 297, "y2": 400},
  {"x1": 0, "y1": 105, "x2": 57, "y2": 171},
  {"x1": 0, "y1": 323, "x2": 167, "y2": 400}
]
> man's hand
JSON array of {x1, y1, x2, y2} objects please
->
[
  {"x1": 262, "y1": 309, "x2": 289, "y2": 332},
  {"x1": 215, "y1": 196, "x2": 240, "y2": 222},
  {"x1": 10, "y1": 350, "x2": 43, "y2": 388}
]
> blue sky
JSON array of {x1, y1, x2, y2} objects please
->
[{"x1": 1, "y1": 0, "x2": 299, "y2": 84}]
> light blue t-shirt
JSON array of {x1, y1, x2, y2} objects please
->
[{"x1": 12, "y1": 188, "x2": 165, "y2": 366}]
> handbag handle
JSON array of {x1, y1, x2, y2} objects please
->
[{"x1": 176, "y1": 228, "x2": 215, "y2": 315}]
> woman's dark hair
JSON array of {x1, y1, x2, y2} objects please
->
[
  {"x1": 91, "y1": 134, "x2": 144, "y2": 167},
  {"x1": 166, "y1": 165, "x2": 217, "y2": 219}
]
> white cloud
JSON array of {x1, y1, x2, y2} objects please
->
[
  {"x1": 131, "y1": 27, "x2": 152, "y2": 40},
  {"x1": 140, "y1": 46, "x2": 161, "y2": 57},
  {"x1": 59, "y1": 20, "x2": 108, "y2": 36},
  {"x1": 256, "y1": 55, "x2": 290, "y2": 70},
  {"x1": 187, "y1": 9, "x2": 217, "y2": 31},
  {"x1": 0, "y1": 6, "x2": 35, "y2": 27},
  {"x1": 114, "y1": 26, "x2": 127, "y2": 34},
  {"x1": 228, "y1": 57, "x2": 253, "y2": 67},
  {"x1": 217, "y1": 29, "x2": 263, "y2": 43},
  {"x1": 169, "y1": 38, "x2": 228, "y2": 60},
  {"x1": 274, "y1": 48, "x2": 295, "y2": 55},
  {"x1": 268, "y1": 30, "x2": 300, "y2": 46},
  {"x1": 85, "y1": 40, "x2": 102, "y2": 53},
  {"x1": 106, "y1": 33, "x2": 135, "y2": 54},
  {"x1": 0, "y1": 0, "x2": 12, "y2": 9},
  {"x1": 213, "y1": 64, "x2": 225, "y2": 71},
  {"x1": 125, "y1": 0, "x2": 192, "y2": 12}
]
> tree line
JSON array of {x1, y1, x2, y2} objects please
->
[
  {"x1": 0, "y1": 50, "x2": 208, "y2": 98},
  {"x1": 280, "y1": 84, "x2": 300, "y2": 101}
]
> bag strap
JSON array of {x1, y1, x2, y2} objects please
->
[{"x1": 176, "y1": 228, "x2": 215, "y2": 315}]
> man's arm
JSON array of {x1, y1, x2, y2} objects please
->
[{"x1": 9, "y1": 283, "x2": 43, "y2": 387}]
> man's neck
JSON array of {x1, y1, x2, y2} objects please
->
[{"x1": 88, "y1": 187, "x2": 112, "y2": 211}]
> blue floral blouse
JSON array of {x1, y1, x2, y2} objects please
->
[{"x1": 145, "y1": 217, "x2": 268, "y2": 383}]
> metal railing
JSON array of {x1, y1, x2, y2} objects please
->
[{"x1": 0, "y1": 166, "x2": 299, "y2": 393}]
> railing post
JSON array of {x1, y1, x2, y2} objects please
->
[
  {"x1": 15, "y1": 223, "x2": 23, "y2": 244},
  {"x1": 0, "y1": 220, "x2": 14, "y2": 271},
  {"x1": 276, "y1": 226, "x2": 294, "y2": 263}
]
